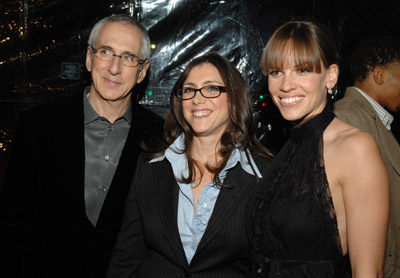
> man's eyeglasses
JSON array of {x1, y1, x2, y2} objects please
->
[
  {"x1": 176, "y1": 85, "x2": 227, "y2": 100},
  {"x1": 91, "y1": 46, "x2": 146, "y2": 67}
]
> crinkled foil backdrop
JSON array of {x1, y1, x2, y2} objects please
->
[{"x1": 1, "y1": 0, "x2": 400, "y2": 165}]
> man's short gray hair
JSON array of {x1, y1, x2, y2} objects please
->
[{"x1": 87, "y1": 14, "x2": 151, "y2": 60}]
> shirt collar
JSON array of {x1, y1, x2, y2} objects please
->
[
  {"x1": 150, "y1": 133, "x2": 262, "y2": 180},
  {"x1": 353, "y1": 86, "x2": 394, "y2": 130},
  {"x1": 83, "y1": 86, "x2": 132, "y2": 124}
]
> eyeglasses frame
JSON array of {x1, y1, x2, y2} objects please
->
[
  {"x1": 90, "y1": 46, "x2": 146, "y2": 67},
  {"x1": 175, "y1": 85, "x2": 227, "y2": 100}
]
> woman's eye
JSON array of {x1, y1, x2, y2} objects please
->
[
  {"x1": 183, "y1": 88, "x2": 195, "y2": 94},
  {"x1": 206, "y1": 86, "x2": 220, "y2": 92},
  {"x1": 269, "y1": 70, "x2": 281, "y2": 76},
  {"x1": 297, "y1": 68, "x2": 309, "y2": 74}
]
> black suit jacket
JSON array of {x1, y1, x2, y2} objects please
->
[
  {"x1": 107, "y1": 152, "x2": 271, "y2": 278},
  {"x1": 0, "y1": 91, "x2": 163, "y2": 278}
]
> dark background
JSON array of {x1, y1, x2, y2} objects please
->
[{"x1": 1, "y1": 0, "x2": 400, "y2": 182}]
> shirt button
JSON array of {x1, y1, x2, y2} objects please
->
[
  {"x1": 202, "y1": 203, "x2": 207, "y2": 208},
  {"x1": 105, "y1": 155, "x2": 110, "y2": 161}
]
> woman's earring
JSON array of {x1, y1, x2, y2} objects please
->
[{"x1": 327, "y1": 88, "x2": 333, "y2": 95}]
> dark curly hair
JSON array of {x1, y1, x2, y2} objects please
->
[{"x1": 350, "y1": 36, "x2": 400, "y2": 83}]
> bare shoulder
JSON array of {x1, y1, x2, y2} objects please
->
[
  {"x1": 324, "y1": 118, "x2": 385, "y2": 185},
  {"x1": 326, "y1": 118, "x2": 379, "y2": 158}
]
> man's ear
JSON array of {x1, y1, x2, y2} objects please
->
[
  {"x1": 85, "y1": 46, "x2": 93, "y2": 72},
  {"x1": 326, "y1": 64, "x2": 339, "y2": 89},
  {"x1": 372, "y1": 66, "x2": 385, "y2": 85},
  {"x1": 137, "y1": 61, "x2": 150, "y2": 84}
]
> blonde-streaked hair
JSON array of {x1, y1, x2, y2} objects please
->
[{"x1": 261, "y1": 21, "x2": 338, "y2": 75}]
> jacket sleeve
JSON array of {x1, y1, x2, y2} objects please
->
[{"x1": 106, "y1": 154, "x2": 147, "y2": 277}]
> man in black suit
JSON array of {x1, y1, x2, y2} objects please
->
[{"x1": 0, "y1": 14, "x2": 163, "y2": 278}]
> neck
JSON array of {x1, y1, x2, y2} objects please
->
[
  {"x1": 191, "y1": 135, "x2": 222, "y2": 166},
  {"x1": 87, "y1": 90, "x2": 131, "y2": 124},
  {"x1": 354, "y1": 80, "x2": 381, "y2": 105}
]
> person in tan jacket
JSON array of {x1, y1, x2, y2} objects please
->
[{"x1": 334, "y1": 36, "x2": 400, "y2": 278}]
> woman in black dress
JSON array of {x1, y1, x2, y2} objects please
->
[{"x1": 248, "y1": 21, "x2": 389, "y2": 278}]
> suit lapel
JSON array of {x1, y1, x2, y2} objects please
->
[
  {"x1": 96, "y1": 117, "x2": 141, "y2": 228},
  {"x1": 377, "y1": 123, "x2": 400, "y2": 176},
  {"x1": 194, "y1": 165, "x2": 255, "y2": 256},
  {"x1": 155, "y1": 160, "x2": 190, "y2": 268},
  {"x1": 97, "y1": 101, "x2": 156, "y2": 228}
]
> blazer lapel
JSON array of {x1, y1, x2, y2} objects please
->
[
  {"x1": 96, "y1": 118, "x2": 141, "y2": 228},
  {"x1": 155, "y1": 160, "x2": 190, "y2": 269},
  {"x1": 97, "y1": 101, "x2": 157, "y2": 228},
  {"x1": 377, "y1": 122, "x2": 400, "y2": 176},
  {"x1": 194, "y1": 165, "x2": 255, "y2": 256}
]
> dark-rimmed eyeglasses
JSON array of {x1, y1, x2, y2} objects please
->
[
  {"x1": 91, "y1": 46, "x2": 146, "y2": 67},
  {"x1": 176, "y1": 85, "x2": 227, "y2": 100}
]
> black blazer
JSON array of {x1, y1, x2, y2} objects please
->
[
  {"x1": 0, "y1": 91, "x2": 163, "y2": 278},
  {"x1": 107, "y1": 152, "x2": 271, "y2": 278}
]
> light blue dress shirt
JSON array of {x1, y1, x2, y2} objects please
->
[
  {"x1": 150, "y1": 134, "x2": 261, "y2": 264},
  {"x1": 352, "y1": 86, "x2": 394, "y2": 130}
]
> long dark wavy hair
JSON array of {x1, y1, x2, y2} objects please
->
[{"x1": 160, "y1": 52, "x2": 272, "y2": 187}]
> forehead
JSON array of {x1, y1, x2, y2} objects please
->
[
  {"x1": 265, "y1": 39, "x2": 322, "y2": 72},
  {"x1": 96, "y1": 22, "x2": 142, "y2": 52},
  {"x1": 185, "y1": 63, "x2": 224, "y2": 85}
]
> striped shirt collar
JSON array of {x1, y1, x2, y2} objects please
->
[{"x1": 352, "y1": 86, "x2": 394, "y2": 130}]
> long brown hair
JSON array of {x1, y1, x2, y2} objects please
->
[{"x1": 162, "y1": 52, "x2": 272, "y2": 187}]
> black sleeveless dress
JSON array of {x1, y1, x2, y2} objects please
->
[{"x1": 248, "y1": 105, "x2": 346, "y2": 277}]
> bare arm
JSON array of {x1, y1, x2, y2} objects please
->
[{"x1": 341, "y1": 132, "x2": 389, "y2": 278}]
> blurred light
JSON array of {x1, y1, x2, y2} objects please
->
[
  {"x1": 151, "y1": 43, "x2": 156, "y2": 49},
  {"x1": 261, "y1": 102, "x2": 267, "y2": 107},
  {"x1": 259, "y1": 95, "x2": 264, "y2": 99},
  {"x1": 148, "y1": 90, "x2": 153, "y2": 96},
  {"x1": 0, "y1": 37, "x2": 10, "y2": 44}
]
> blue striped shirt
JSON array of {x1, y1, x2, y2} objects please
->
[{"x1": 150, "y1": 134, "x2": 261, "y2": 264}]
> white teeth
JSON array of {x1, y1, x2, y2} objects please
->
[
  {"x1": 281, "y1": 96, "x2": 304, "y2": 104},
  {"x1": 193, "y1": 111, "x2": 211, "y2": 117}
]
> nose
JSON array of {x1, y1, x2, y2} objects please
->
[
  {"x1": 279, "y1": 73, "x2": 296, "y2": 92},
  {"x1": 192, "y1": 90, "x2": 206, "y2": 104},
  {"x1": 108, "y1": 55, "x2": 123, "y2": 75}
]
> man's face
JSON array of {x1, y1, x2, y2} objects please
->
[
  {"x1": 86, "y1": 21, "x2": 149, "y2": 103},
  {"x1": 383, "y1": 62, "x2": 400, "y2": 112}
]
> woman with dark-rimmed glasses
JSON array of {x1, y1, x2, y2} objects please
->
[{"x1": 107, "y1": 52, "x2": 272, "y2": 278}]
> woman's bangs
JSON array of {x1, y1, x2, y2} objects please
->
[
  {"x1": 291, "y1": 38, "x2": 322, "y2": 72},
  {"x1": 264, "y1": 39, "x2": 321, "y2": 73}
]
